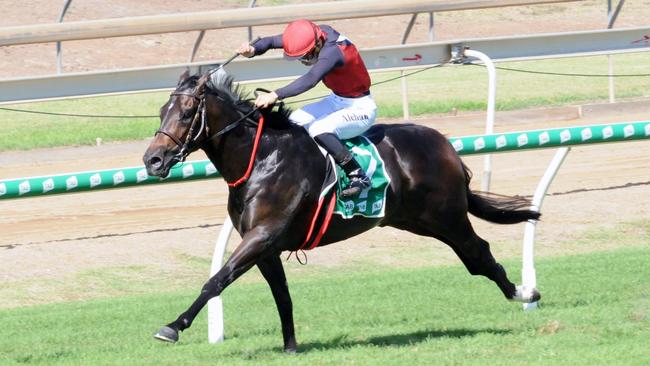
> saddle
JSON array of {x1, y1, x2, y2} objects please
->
[{"x1": 299, "y1": 136, "x2": 391, "y2": 250}]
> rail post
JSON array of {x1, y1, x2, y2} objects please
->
[
  {"x1": 522, "y1": 147, "x2": 571, "y2": 310},
  {"x1": 208, "y1": 216, "x2": 235, "y2": 343}
]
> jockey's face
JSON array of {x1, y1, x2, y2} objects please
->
[{"x1": 299, "y1": 39, "x2": 322, "y2": 66}]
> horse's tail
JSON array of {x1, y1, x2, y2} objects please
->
[{"x1": 462, "y1": 163, "x2": 541, "y2": 224}]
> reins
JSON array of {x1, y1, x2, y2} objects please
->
[
  {"x1": 155, "y1": 35, "x2": 269, "y2": 187},
  {"x1": 226, "y1": 113, "x2": 265, "y2": 187},
  {"x1": 206, "y1": 103, "x2": 259, "y2": 141},
  {"x1": 156, "y1": 87, "x2": 267, "y2": 188},
  {"x1": 200, "y1": 87, "x2": 274, "y2": 187}
]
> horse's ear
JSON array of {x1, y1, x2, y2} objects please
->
[
  {"x1": 177, "y1": 69, "x2": 191, "y2": 86},
  {"x1": 197, "y1": 73, "x2": 211, "y2": 94}
]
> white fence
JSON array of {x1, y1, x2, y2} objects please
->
[
  {"x1": 0, "y1": 0, "x2": 582, "y2": 46},
  {"x1": 1, "y1": 26, "x2": 649, "y2": 104},
  {"x1": 4, "y1": 0, "x2": 633, "y2": 105}
]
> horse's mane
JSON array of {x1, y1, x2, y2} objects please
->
[{"x1": 192, "y1": 71, "x2": 296, "y2": 131}]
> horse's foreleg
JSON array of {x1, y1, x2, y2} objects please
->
[
  {"x1": 154, "y1": 228, "x2": 271, "y2": 343},
  {"x1": 257, "y1": 254, "x2": 297, "y2": 353}
]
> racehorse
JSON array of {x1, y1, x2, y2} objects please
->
[{"x1": 142, "y1": 70, "x2": 541, "y2": 353}]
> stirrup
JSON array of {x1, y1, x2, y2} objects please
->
[{"x1": 340, "y1": 172, "x2": 371, "y2": 198}]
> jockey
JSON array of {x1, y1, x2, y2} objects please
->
[{"x1": 236, "y1": 19, "x2": 375, "y2": 198}]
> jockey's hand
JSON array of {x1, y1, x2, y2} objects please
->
[
  {"x1": 236, "y1": 42, "x2": 256, "y2": 58},
  {"x1": 255, "y1": 91, "x2": 278, "y2": 109}
]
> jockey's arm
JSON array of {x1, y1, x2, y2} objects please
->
[
  {"x1": 254, "y1": 35, "x2": 284, "y2": 55},
  {"x1": 274, "y1": 47, "x2": 342, "y2": 100},
  {"x1": 237, "y1": 35, "x2": 283, "y2": 57}
]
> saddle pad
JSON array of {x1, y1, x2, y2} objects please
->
[{"x1": 334, "y1": 136, "x2": 391, "y2": 219}]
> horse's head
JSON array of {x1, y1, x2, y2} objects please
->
[
  {"x1": 143, "y1": 69, "x2": 236, "y2": 177},
  {"x1": 144, "y1": 69, "x2": 286, "y2": 178}
]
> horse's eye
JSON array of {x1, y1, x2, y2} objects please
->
[{"x1": 181, "y1": 110, "x2": 194, "y2": 120}]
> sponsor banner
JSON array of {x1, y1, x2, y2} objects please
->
[
  {"x1": 448, "y1": 121, "x2": 650, "y2": 155},
  {"x1": 1, "y1": 121, "x2": 649, "y2": 200}
]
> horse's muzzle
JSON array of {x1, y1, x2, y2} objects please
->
[
  {"x1": 146, "y1": 155, "x2": 164, "y2": 173},
  {"x1": 143, "y1": 147, "x2": 178, "y2": 178}
]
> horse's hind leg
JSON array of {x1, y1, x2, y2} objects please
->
[
  {"x1": 257, "y1": 254, "x2": 297, "y2": 353},
  {"x1": 416, "y1": 216, "x2": 539, "y2": 303}
]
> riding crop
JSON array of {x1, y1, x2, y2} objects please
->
[{"x1": 209, "y1": 36, "x2": 262, "y2": 77}]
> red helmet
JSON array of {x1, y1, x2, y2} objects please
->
[{"x1": 282, "y1": 19, "x2": 324, "y2": 59}]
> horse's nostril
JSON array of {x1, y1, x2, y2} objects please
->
[{"x1": 149, "y1": 156, "x2": 163, "y2": 169}]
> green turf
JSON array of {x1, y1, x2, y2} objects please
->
[
  {"x1": 1, "y1": 53, "x2": 649, "y2": 151},
  {"x1": 1, "y1": 246, "x2": 648, "y2": 365}
]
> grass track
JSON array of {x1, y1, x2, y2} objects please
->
[{"x1": 1, "y1": 247, "x2": 648, "y2": 365}]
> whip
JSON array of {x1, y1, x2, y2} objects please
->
[{"x1": 209, "y1": 36, "x2": 262, "y2": 76}]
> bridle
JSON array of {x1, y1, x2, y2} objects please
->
[
  {"x1": 154, "y1": 36, "x2": 263, "y2": 160},
  {"x1": 155, "y1": 92, "x2": 206, "y2": 163},
  {"x1": 154, "y1": 36, "x2": 266, "y2": 182},
  {"x1": 155, "y1": 89, "x2": 259, "y2": 164}
]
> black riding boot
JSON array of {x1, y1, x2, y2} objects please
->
[{"x1": 314, "y1": 133, "x2": 371, "y2": 198}]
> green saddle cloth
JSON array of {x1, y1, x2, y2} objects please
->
[{"x1": 334, "y1": 136, "x2": 391, "y2": 219}]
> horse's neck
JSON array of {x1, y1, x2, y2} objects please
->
[
  {"x1": 203, "y1": 119, "x2": 323, "y2": 186},
  {"x1": 203, "y1": 123, "x2": 256, "y2": 183}
]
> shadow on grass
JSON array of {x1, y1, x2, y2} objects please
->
[{"x1": 298, "y1": 327, "x2": 510, "y2": 352}]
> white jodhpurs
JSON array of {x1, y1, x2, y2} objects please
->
[{"x1": 289, "y1": 93, "x2": 377, "y2": 139}]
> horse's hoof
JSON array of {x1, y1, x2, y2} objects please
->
[
  {"x1": 530, "y1": 288, "x2": 541, "y2": 302},
  {"x1": 154, "y1": 326, "x2": 179, "y2": 343},
  {"x1": 284, "y1": 347, "x2": 297, "y2": 354},
  {"x1": 512, "y1": 285, "x2": 541, "y2": 303}
]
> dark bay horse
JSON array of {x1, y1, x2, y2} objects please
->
[{"x1": 142, "y1": 70, "x2": 541, "y2": 352}]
